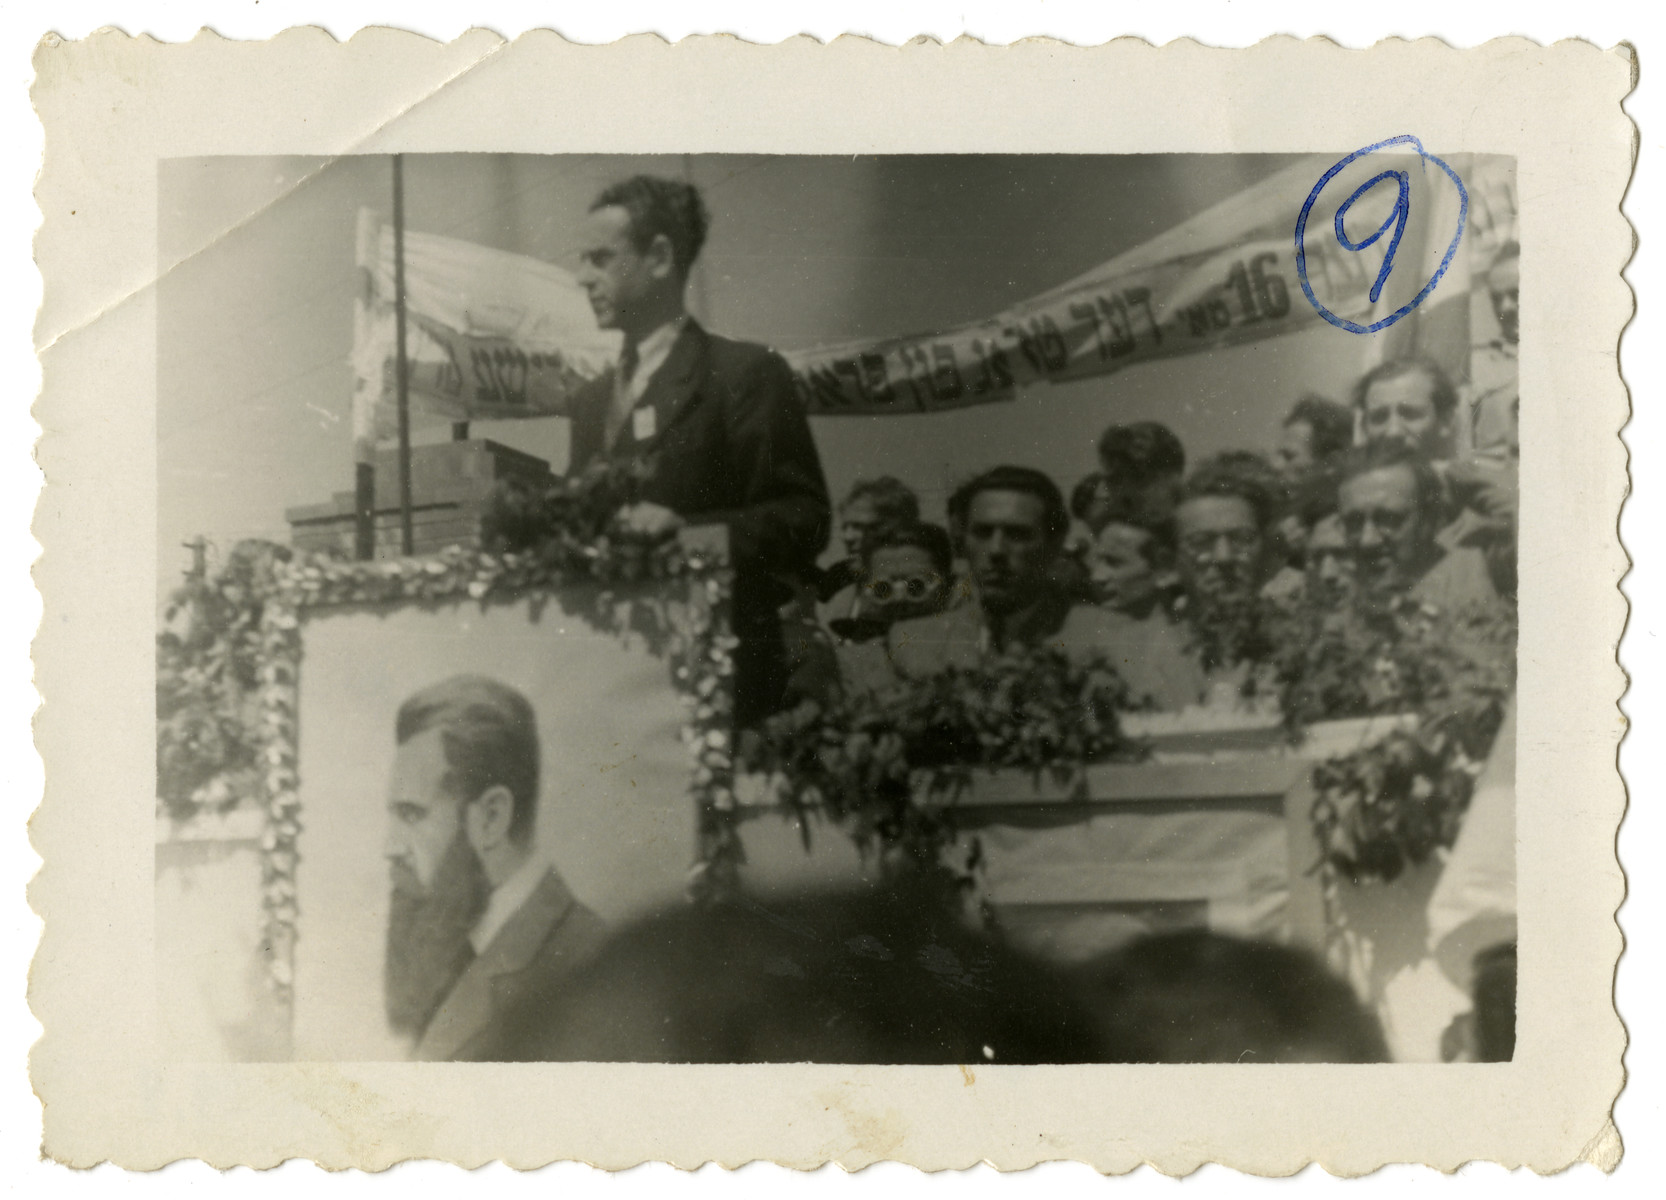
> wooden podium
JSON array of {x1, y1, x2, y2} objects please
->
[{"x1": 734, "y1": 716, "x2": 1414, "y2": 965}]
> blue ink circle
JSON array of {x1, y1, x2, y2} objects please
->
[{"x1": 1294, "y1": 136, "x2": 1469, "y2": 335}]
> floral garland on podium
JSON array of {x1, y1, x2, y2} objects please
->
[
  {"x1": 156, "y1": 462, "x2": 737, "y2": 1002},
  {"x1": 740, "y1": 647, "x2": 1150, "y2": 887},
  {"x1": 733, "y1": 592, "x2": 1516, "y2": 894}
]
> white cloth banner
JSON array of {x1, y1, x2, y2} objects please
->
[
  {"x1": 783, "y1": 151, "x2": 1517, "y2": 414},
  {"x1": 350, "y1": 209, "x2": 620, "y2": 449},
  {"x1": 348, "y1": 151, "x2": 1516, "y2": 436}
]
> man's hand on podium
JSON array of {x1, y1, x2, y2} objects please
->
[{"x1": 616, "y1": 501, "x2": 686, "y2": 540}]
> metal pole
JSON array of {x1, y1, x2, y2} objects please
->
[{"x1": 393, "y1": 154, "x2": 415, "y2": 556}]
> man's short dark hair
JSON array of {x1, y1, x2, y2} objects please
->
[
  {"x1": 1077, "y1": 930, "x2": 1388, "y2": 1063},
  {"x1": 947, "y1": 466, "x2": 1070, "y2": 544},
  {"x1": 1097, "y1": 422, "x2": 1186, "y2": 485},
  {"x1": 1179, "y1": 451, "x2": 1286, "y2": 532},
  {"x1": 1334, "y1": 439, "x2": 1446, "y2": 519},
  {"x1": 590, "y1": 175, "x2": 711, "y2": 279},
  {"x1": 842, "y1": 476, "x2": 920, "y2": 526},
  {"x1": 1349, "y1": 357, "x2": 1460, "y2": 421},
  {"x1": 863, "y1": 520, "x2": 954, "y2": 578},
  {"x1": 1284, "y1": 393, "x2": 1356, "y2": 462},
  {"x1": 396, "y1": 675, "x2": 541, "y2": 845},
  {"x1": 1069, "y1": 472, "x2": 1111, "y2": 524},
  {"x1": 1086, "y1": 482, "x2": 1178, "y2": 567}
]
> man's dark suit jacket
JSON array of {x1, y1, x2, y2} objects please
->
[
  {"x1": 569, "y1": 320, "x2": 831, "y2": 722},
  {"x1": 414, "y1": 868, "x2": 607, "y2": 1062}
]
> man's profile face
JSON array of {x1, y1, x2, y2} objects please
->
[
  {"x1": 1276, "y1": 420, "x2": 1316, "y2": 477},
  {"x1": 963, "y1": 489, "x2": 1055, "y2": 615},
  {"x1": 575, "y1": 205, "x2": 663, "y2": 332},
  {"x1": 1338, "y1": 465, "x2": 1433, "y2": 594},
  {"x1": 385, "y1": 728, "x2": 465, "y2": 891},
  {"x1": 1361, "y1": 372, "x2": 1450, "y2": 458},
  {"x1": 1175, "y1": 495, "x2": 1266, "y2": 609},
  {"x1": 839, "y1": 497, "x2": 882, "y2": 561},
  {"x1": 1089, "y1": 522, "x2": 1162, "y2": 614}
]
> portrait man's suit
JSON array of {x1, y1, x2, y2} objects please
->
[
  {"x1": 413, "y1": 868, "x2": 607, "y2": 1062},
  {"x1": 569, "y1": 320, "x2": 832, "y2": 724}
]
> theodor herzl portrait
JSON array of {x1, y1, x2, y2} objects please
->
[
  {"x1": 26, "y1": 32, "x2": 1631, "y2": 1173},
  {"x1": 152, "y1": 145, "x2": 1528, "y2": 1067}
]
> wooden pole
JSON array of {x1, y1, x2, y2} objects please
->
[
  {"x1": 393, "y1": 154, "x2": 415, "y2": 557},
  {"x1": 353, "y1": 208, "x2": 378, "y2": 560},
  {"x1": 353, "y1": 461, "x2": 375, "y2": 559}
]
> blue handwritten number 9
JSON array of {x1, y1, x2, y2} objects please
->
[{"x1": 1295, "y1": 135, "x2": 1468, "y2": 335}]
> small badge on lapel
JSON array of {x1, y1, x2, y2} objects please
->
[{"x1": 632, "y1": 407, "x2": 657, "y2": 441}]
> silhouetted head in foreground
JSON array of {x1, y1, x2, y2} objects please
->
[
  {"x1": 1075, "y1": 930, "x2": 1388, "y2": 1063},
  {"x1": 495, "y1": 883, "x2": 1100, "y2": 1064}
]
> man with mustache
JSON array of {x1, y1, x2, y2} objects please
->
[
  {"x1": 1350, "y1": 355, "x2": 1518, "y2": 599},
  {"x1": 1351, "y1": 357, "x2": 1461, "y2": 461},
  {"x1": 384, "y1": 675, "x2": 606, "y2": 1061}
]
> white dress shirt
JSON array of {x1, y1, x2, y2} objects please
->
[
  {"x1": 606, "y1": 316, "x2": 687, "y2": 448},
  {"x1": 468, "y1": 854, "x2": 550, "y2": 956}
]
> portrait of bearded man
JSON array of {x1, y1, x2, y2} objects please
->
[{"x1": 382, "y1": 675, "x2": 607, "y2": 1060}]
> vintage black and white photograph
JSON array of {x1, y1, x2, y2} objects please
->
[
  {"x1": 154, "y1": 146, "x2": 1521, "y2": 1065},
  {"x1": 29, "y1": 31, "x2": 1630, "y2": 1172}
]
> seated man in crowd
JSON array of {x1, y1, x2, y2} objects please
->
[
  {"x1": 886, "y1": 466, "x2": 1199, "y2": 711},
  {"x1": 1275, "y1": 392, "x2": 1355, "y2": 480},
  {"x1": 1352, "y1": 357, "x2": 1461, "y2": 460},
  {"x1": 1304, "y1": 512, "x2": 1354, "y2": 610},
  {"x1": 815, "y1": 476, "x2": 921, "y2": 623},
  {"x1": 1334, "y1": 441, "x2": 1505, "y2": 615},
  {"x1": 1271, "y1": 395, "x2": 1353, "y2": 575},
  {"x1": 1353, "y1": 356, "x2": 1517, "y2": 598},
  {"x1": 781, "y1": 475, "x2": 922, "y2": 706},
  {"x1": 1085, "y1": 488, "x2": 1179, "y2": 621},
  {"x1": 833, "y1": 521, "x2": 955, "y2": 698},
  {"x1": 1172, "y1": 453, "x2": 1294, "y2": 695}
]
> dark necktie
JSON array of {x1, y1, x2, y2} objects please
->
[{"x1": 606, "y1": 341, "x2": 641, "y2": 450}]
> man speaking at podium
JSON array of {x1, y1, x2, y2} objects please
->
[{"x1": 572, "y1": 175, "x2": 832, "y2": 726}]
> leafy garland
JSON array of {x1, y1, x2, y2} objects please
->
[
  {"x1": 735, "y1": 588, "x2": 1516, "y2": 892},
  {"x1": 738, "y1": 647, "x2": 1149, "y2": 888},
  {"x1": 156, "y1": 460, "x2": 737, "y2": 1001},
  {"x1": 1274, "y1": 595, "x2": 1516, "y2": 883}
]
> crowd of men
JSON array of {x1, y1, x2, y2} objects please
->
[
  {"x1": 371, "y1": 173, "x2": 1520, "y2": 1065},
  {"x1": 791, "y1": 350, "x2": 1517, "y2": 716},
  {"x1": 546, "y1": 169, "x2": 1518, "y2": 722}
]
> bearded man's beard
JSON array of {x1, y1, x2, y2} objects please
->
[{"x1": 385, "y1": 830, "x2": 492, "y2": 1039}]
